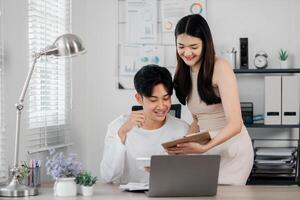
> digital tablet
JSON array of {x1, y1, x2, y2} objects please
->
[{"x1": 161, "y1": 132, "x2": 211, "y2": 149}]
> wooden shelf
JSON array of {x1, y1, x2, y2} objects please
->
[{"x1": 234, "y1": 68, "x2": 300, "y2": 74}]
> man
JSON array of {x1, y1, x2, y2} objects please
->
[{"x1": 100, "y1": 64, "x2": 189, "y2": 184}]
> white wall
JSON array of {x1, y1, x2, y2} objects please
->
[
  {"x1": 2, "y1": 0, "x2": 300, "y2": 181},
  {"x1": 70, "y1": 0, "x2": 88, "y2": 168},
  {"x1": 2, "y1": 0, "x2": 29, "y2": 173},
  {"x1": 83, "y1": 0, "x2": 137, "y2": 175}
]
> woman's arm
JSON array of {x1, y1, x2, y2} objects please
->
[
  {"x1": 204, "y1": 58, "x2": 243, "y2": 150},
  {"x1": 167, "y1": 59, "x2": 242, "y2": 154},
  {"x1": 187, "y1": 114, "x2": 200, "y2": 134}
]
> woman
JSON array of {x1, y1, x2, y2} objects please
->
[{"x1": 167, "y1": 14, "x2": 254, "y2": 185}]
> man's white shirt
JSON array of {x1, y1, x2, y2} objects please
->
[{"x1": 100, "y1": 114, "x2": 189, "y2": 184}]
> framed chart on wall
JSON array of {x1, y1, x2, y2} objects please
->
[{"x1": 117, "y1": 0, "x2": 207, "y2": 89}]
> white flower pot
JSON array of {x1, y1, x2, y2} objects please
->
[
  {"x1": 81, "y1": 185, "x2": 94, "y2": 196},
  {"x1": 54, "y1": 177, "x2": 77, "y2": 197},
  {"x1": 280, "y1": 60, "x2": 289, "y2": 69}
]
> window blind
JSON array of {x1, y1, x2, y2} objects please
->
[
  {"x1": 27, "y1": 0, "x2": 72, "y2": 153},
  {"x1": 0, "y1": 0, "x2": 6, "y2": 181}
]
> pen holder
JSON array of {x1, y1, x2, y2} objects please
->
[{"x1": 24, "y1": 167, "x2": 41, "y2": 187}]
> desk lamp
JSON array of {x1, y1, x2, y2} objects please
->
[{"x1": 0, "y1": 33, "x2": 86, "y2": 197}]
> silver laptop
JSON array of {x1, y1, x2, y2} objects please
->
[{"x1": 146, "y1": 155, "x2": 220, "y2": 197}]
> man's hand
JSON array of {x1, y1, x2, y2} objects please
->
[
  {"x1": 118, "y1": 111, "x2": 146, "y2": 144},
  {"x1": 166, "y1": 142, "x2": 209, "y2": 155},
  {"x1": 144, "y1": 167, "x2": 150, "y2": 173}
]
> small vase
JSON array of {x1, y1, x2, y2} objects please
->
[
  {"x1": 54, "y1": 177, "x2": 77, "y2": 197},
  {"x1": 81, "y1": 185, "x2": 94, "y2": 196},
  {"x1": 280, "y1": 60, "x2": 289, "y2": 69}
]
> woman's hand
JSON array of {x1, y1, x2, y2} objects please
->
[{"x1": 166, "y1": 142, "x2": 209, "y2": 155}]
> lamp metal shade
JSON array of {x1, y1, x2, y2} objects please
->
[{"x1": 41, "y1": 33, "x2": 86, "y2": 57}]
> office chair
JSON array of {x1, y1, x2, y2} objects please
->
[{"x1": 131, "y1": 104, "x2": 181, "y2": 119}]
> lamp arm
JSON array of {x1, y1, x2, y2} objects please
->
[
  {"x1": 13, "y1": 53, "x2": 41, "y2": 168},
  {"x1": 18, "y1": 53, "x2": 41, "y2": 105}
]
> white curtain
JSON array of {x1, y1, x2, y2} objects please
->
[{"x1": 27, "y1": 0, "x2": 72, "y2": 153}]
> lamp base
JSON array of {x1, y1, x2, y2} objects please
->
[{"x1": 0, "y1": 177, "x2": 38, "y2": 197}]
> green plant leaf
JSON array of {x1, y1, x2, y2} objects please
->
[
  {"x1": 76, "y1": 171, "x2": 98, "y2": 186},
  {"x1": 279, "y1": 49, "x2": 288, "y2": 61}
]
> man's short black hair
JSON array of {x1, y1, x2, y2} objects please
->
[{"x1": 134, "y1": 64, "x2": 173, "y2": 97}]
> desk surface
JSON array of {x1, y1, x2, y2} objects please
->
[{"x1": 1, "y1": 183, "x2": 300, "y2": 200}]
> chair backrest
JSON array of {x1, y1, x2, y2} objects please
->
[{"x1": 131, "y1": 104, "x2": 181, "y2": 118}]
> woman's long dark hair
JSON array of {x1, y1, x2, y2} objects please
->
[{"x1": 173, "y1": 14, "x2": 221, "y2": 105}]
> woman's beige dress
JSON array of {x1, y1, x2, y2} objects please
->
[{"x1": 187, "y1": 71, "x2": 254, "y2": 185}]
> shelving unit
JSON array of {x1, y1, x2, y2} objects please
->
[
  {"x1": 235, "y1": 68, "x2": 300, "y2": 186},
  {"x1": 234, "y1": 68, "x2": 300, "y2": 74}
]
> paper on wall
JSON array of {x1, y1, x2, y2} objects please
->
[
  {"x1": 118, "y1": 44, "x2": 165, "y2": 89},
  {"x1": 161, "y1": 0, "x2": 207, "y2": 32},
  {"x1": 126, "y1": 0, "x2": 157, "y2": 44}
]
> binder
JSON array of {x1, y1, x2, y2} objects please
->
[
  {"x1": 282, "y1": 76, "x2": 299, "y2": 125},
  {"x1": 264, "y1": 76, "x2": 281, "y2": 124}
]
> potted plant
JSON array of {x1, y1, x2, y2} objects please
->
[
  {"x1": 45, "y1": 149, "x2": 82, "y2": 197},
  {"x1": 75, "y1": 171, "x2": 97, "y2": 196},
  {"x1": 279, "y1": 49, "x2": 289, "y2": 68}
]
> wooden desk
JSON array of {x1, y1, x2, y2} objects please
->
[{"x1": 1, "y1": 183, "x2": 300, "y2": 200}]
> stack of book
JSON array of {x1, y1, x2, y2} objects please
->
[{"x1": 252, "y1": 147, "x2": 297, "y2": 177}]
